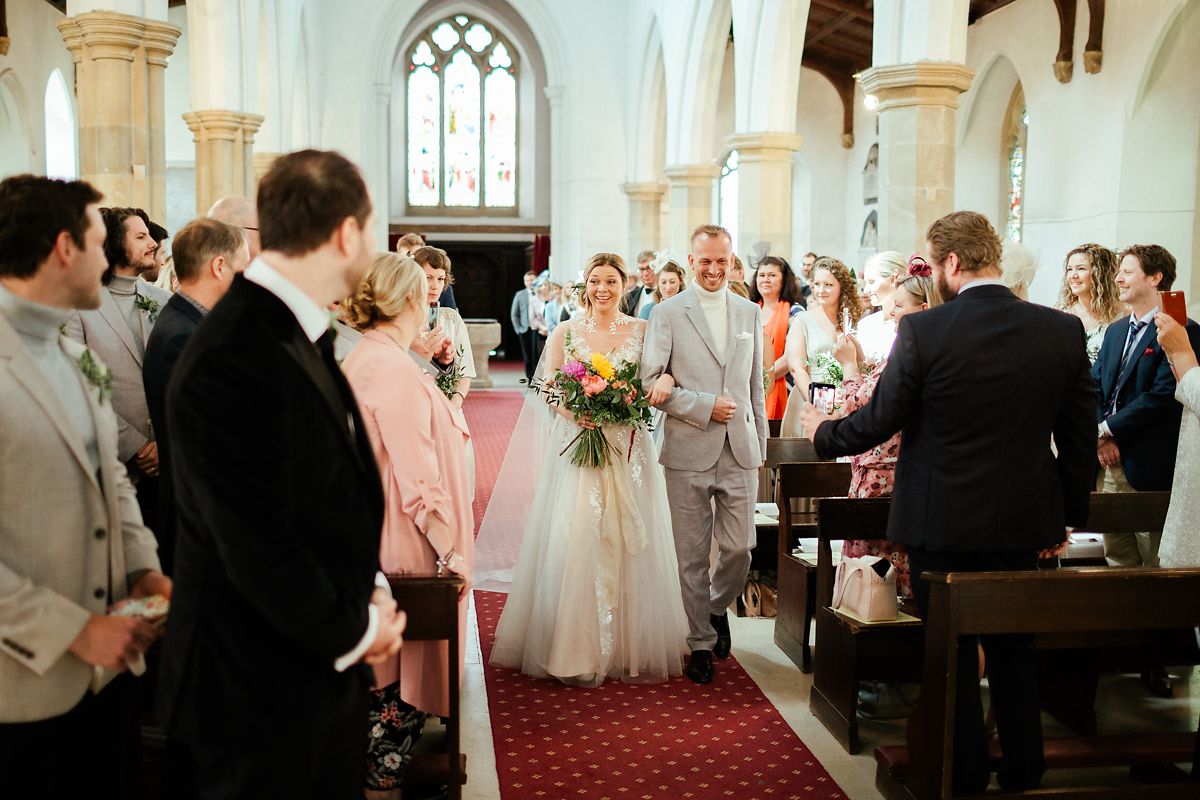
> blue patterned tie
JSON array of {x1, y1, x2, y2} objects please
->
[{"x1": 1106, "y1": 320, "x2": 1147, "y2": 417}]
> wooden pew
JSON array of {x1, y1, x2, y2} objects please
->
[
  {"x1": 809, "y1": 496, "x2": 923, "y2": 753},
  {"x1": 1039, "y1": 491, "x2": 1174, "y2": 735},
  {"x1": 770, "y1": 438, "x2": 851, "y2": 673},
  {"x1": 387, "y1": 573, "x2": 467, "y2": 800},
  {"x1": 875, "y1": 567, "x2": 1200, "y2": 800}
]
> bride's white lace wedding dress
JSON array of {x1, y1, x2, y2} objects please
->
[{"x1": 488, "y1": 318, "x2": 688, "y2": 686}]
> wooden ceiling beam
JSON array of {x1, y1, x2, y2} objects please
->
[
  {"x1": 810, "y1": 0, "x2": 873, "y2": 23},
  {"x1": 968, "y1": 0, "x2": 1020, "y2": 23},
  {"x1": 807, "y1": 10, "x2": 858, "y2": 50}
]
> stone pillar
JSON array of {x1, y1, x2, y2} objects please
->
[
  {"x1": 58, "y1": 11, "x2": 180, "y2": 219},
  {"x1": 544, "y1": 85, "x2": 567, "y2": 283},
  {"x1": 183, "y1": 110, "x2": 264, "y2": 215},
  {"x1": 726, "y1": 132, "x2": 803, "y2": 260},
  {"x1": 857, "y1": 63, "x2": 973, "y2": 255},
  {"x1": 254, "y1": 152, "x2": 281, "y2": 186},
  {"x1": 622, "y1": 181, "x2": 667, "y2": 259},
  {"x1": 664, "y1": 163, "x2": 720, "y2": 260}
]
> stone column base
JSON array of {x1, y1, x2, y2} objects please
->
[
  {"x1": 184, "y1": 110, "x2": 265, "y2": 215},
  {"x1": 622, "y1": 181, "x2": 667, "y2": 260}
]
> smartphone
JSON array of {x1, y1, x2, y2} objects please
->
[
  {"x1": 1161, "y1": 291, "x2": 1187, "y2": 326},
  {"x1": 809, "y1": 382, "x2": 837, "y2": 415}
]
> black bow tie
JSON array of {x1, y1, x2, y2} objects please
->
[{"x1": 643, "y1": 287, "x2": 654, "y2": 295}]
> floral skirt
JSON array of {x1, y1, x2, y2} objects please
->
[{"x1": 365, "y1": 681, "x2": 428, "y2": 791}]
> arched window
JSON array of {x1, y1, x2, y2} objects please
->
[
  {"x1": 44, "y1": 69, "x2": 77, "y2": 180},
  {"x1": 406, "y1": 14, "x2": 517, "y2": 213},
  {"x1": 718, "y1": 149, "x2": 739, "y2": 250},
  {"x1": 1002, "y1": 84, "x2": 1027, "y2": 242}
]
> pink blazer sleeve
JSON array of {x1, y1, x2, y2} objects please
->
[{"x1": 372, "y1": 377, "x2": 452, "y2": 534}]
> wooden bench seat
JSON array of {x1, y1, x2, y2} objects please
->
[{"x1": 876, "y1": 565, "x2": 1200, "y2": 799}]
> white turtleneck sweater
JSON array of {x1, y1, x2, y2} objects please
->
[{"x1": 694, "y1": 281, "x2": 728, "y2": 364}]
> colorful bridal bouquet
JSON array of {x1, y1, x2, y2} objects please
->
[{"x1": 529, "y1": 349, "x2": 653, "y2": 468}]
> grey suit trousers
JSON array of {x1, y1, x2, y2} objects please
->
[{"x1": 664, "y1": 440, "x2": 757, "y2": 651}]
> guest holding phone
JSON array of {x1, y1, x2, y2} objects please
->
[
  {"x1": 831, "y1": 255, "x2": 942, "y2": 599},
  {"x1": 1155, "y1": 299, "x2": 1200, "y2": 567},
  {"x1": 410, "y1": 246, "x2": 474, "y2": 406}
]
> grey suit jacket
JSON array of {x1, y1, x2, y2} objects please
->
[
  {"x1": 64, "y1": 280, "x2": 171, "y2": 463},
  {"x1": 0, "y1": 317, "x2": 160, "y2": 722},
  {"x1": 510, "y1": 289, "x2": 531, "y2": 335},
  {"x1": 641, "y1": 287, "x2": 767, "y2": 471}
]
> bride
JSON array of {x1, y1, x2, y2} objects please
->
[{"x1": 482, "y1": 253, "x2": 688, "y2": 686}]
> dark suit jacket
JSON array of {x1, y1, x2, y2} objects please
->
[
  {"x1": 1093, "y1": 315, "x2": 1200, "y2": 490},
  {"x1": 142, "y1": 293, "x2": 204, "y2": 574},
  {"x1": 814, "y1": 285, "x2": 1095, "y2": 552},
  {"x1": 620, "y1": 285, "x2": 653, "y2": 317},
  {"x1": 157, "y1": 276, "x2": 384, "y2": 748},
  {"x1": 438, "y1": 285, "x2": 457, "y2": 310}
]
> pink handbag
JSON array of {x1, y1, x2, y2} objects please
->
[{"x1": 832, "y1": 555, "x2": 899, "y2": 622}]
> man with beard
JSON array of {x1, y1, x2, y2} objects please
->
[
  {"x1": 66, "y1": 207, "x2": 172, "y2": 522},
  {"x1": 801, "y1": 211, "x2": 1094, "y2": 794},
  {"x1": 158, "y1": 150, "x2": 404, "y2": 799}
]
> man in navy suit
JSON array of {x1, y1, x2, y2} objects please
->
[
  {"x1": 143, "y1": 218, "x2": 249, "y2": 573},
  {"x1": 1094, "y1": 244, "x2": 1200, "y2": 568}
]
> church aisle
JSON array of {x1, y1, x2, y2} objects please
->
[{"x1": 460, "y1": 388, "x2": 855, "y2": 799}]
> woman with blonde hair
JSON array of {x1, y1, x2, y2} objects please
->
[
  {"x1": 779, "y1": 257, "x2": 865, "y2": 436},
  {"x1": 856, "y1": 251, "x2": 907, "y2": 362},
  {"x1": 484, "y1": 252, "x2": 687, "y2": 687},
  {"x1": 1056, "y1": 243, "x2": 1121, "y2": 362},
  {"x1": 639, "y1": 260, "x2": 686, "y2": 319},
  {"x1": 341, "y1": 252, "x2": 474, "y2": 795}
]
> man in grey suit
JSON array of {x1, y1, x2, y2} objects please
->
[
  {"x1": 65, "y1": 207, "x2": 172, "y2": 525},
  {"x1": 0, "y1": 175, "x2": 167, "y2": 796},
  {"x1": 641, "y1": 224, "x2": 767, "y2": 684},
  {"x1": 510, "y1": 269, "x2": 546, "y2": 380}
]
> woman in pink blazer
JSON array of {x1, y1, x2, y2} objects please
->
[{"x1": 341, "y1": 252, "x2": 473, "y2": 792}]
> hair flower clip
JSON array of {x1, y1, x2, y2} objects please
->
[{"x1": 906, "y1": 254, "x2": 932, "y2": 278}]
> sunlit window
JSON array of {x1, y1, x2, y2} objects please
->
[
  {"x1": 44, "y1": 69, "x2": 77, "y2": 180},
  {"x1": 406, "y1": 15, "x2": 517, "y2": 213},
  {"x1": 718, "y1": 150, "x2": 739, "y2": 251},
  {"x1": 1003, "y1": 84, "x2": 1028, "y2": 242}
]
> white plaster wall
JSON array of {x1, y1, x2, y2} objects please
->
[
  {"x1": 162, "y1": 3, "x2": 195, "y2": 235},
  {"x1": 955, "y1": 54, "x2": 1018, "y2": 232},
  {"x1": 791, "y1": 68, "x2": 850, "y2": 266},
  {"x1": 0, "y1": 0, "x2": 79, "y2": 179},
  {"x1": 842, "y1": 84, "x2": 880, "y2": 269},
  {"x1": 960, "y1": 0, "x2": 1197, "y2": 307}
]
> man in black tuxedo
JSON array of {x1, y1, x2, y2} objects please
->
[
  {"x1": 801, "y1": 211, "x2": 1094, "y2": 794},
  {"x1": 619, "y1": 249, "x2": 657, "y2": 317},
  {"x1": 158, "y1": 150, "x2": 405, "y2": 799},
  {"x1": 143, "y1": 218, "x2": 249, "y2": 573},
  {"x1": 1094, "y1": 244, "x2": 1200, "y2": 567}
]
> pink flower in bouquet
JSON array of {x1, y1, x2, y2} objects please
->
[
  {"x1": 581, "y1": 374, "x2": 609, "y2": 397},
  {"x1": 562, "y1": 360, "x2": 587, "y2": 380},
  {"x1": 624, "y1": 392, "x2": 636, "y2": 404}
]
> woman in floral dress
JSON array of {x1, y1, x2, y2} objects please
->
[{"x1": 832, "y1": 256, "x2": 942, "y2": 598}]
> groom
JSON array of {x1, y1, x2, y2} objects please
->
[{"x1": 642, "y1": 224, "x2": 767, "y2": 684}]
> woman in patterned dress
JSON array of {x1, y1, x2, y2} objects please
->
[
  {"x1": 832, "y1": 256, "x2": 942, "y2": 598},
  {"x1": 1056, "y1": 243, "x2": 1121, "y2": 363}
]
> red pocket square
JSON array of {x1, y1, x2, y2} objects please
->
[{"x1": 1143, "y1": 346, "x2": 1155, "y2": 356}]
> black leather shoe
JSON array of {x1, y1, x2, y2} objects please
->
[
  {"x1": 711, "y1": 612, "x2": 731, "y2": 659},
  {"x1": 687, "y1": 650, "x2": 714, "y2": 684}
]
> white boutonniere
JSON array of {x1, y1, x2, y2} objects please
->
[
  {"x1": 77, "y1": 348, "x2": 113, "y2": 404},
  {"x1": 135, "y1": 293, "x2": 160, "y2": 323},
  {"x1": 736, "y1": 330, "x2": 754, "y2": 341}
]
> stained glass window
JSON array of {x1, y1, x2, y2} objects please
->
[
  {"x1": 1004, "y1": 85, "x2": 1028, "y2": 242},
  {"x1": 405, "y1": 15, "x2": 518, "y2": 213},
  {"x1": 718, "y1": 150, "x2": 739, "y2": 252}
]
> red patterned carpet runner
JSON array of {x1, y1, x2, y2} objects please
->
[
  {"x1": 475, "y1": 592, "x2": 845, "y2": 799},
  {"x1": 464, "y1": 387, "x2": 845, "y2": 799}
]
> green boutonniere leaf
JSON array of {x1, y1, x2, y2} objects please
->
[
  {"x1": 77, "y1": 348, "x2": 113, "y2": 404},
  {"x1": 135, "y1": 293, "x2": 160, "y2": 324}
]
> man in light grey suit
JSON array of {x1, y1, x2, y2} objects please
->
[
  {"x1": 65, "y1": 207, "x2": 172, "y2": 524},
  {"x1": 641, "y1": 224, "x2": 767, "y2": 684},
  {"x1": 0, "y1": 175, "x2": 167, "y2": 795},
  {"x1": 510, "y1": 269, "x2": 546, "y2": 380}
]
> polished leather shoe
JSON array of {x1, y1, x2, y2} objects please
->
[
  {"x1": 687, "y1": 650, "x2": 714, "y2": 684},
  {"x1": 711, "y1": 612, "x2": 732, "y2": 659}
]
